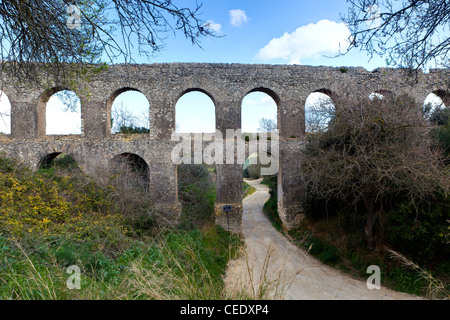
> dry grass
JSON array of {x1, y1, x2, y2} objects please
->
[
  {"x1": 118, "y1": 232, "x2": 228, "y2": 300},
  {"x1": 2, "y1": 243, "x2": 58, "y2": 300},
  {"x1": 224, "y1": 242, "x2": 305, "y2": 300}
]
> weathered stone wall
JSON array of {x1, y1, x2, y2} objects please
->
[{"x1": 0, "y1": 63, "x2": 448, "y2": 233}]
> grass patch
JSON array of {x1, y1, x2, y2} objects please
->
[
  {"x1": 243, "y1": 181, "x2": 256, "y2": 198},
  {"x1": 261, "y1": 175, "x2": 283, "y2": 232},
  {"x1": 0, "y1": 226, "x2": 243, "y2": 300}
]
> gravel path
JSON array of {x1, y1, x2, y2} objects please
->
[{"x1": 224, "y1": 178, "x2": 421, "y2": 300}]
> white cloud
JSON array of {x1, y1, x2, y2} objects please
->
[
  {"x1": 206, "y1": 20, "x2": 222, "y2": 33},
  {"x1": 230, "y1": 9, "x2": 248, "y2": 27},
  {"x1": 245, "y1": 95, "x2": 276, "y2": 107},
  {"x1": 257, "y1": 19, "x2": 351, "y2": 64}
]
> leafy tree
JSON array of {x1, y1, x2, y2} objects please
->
[
  {"x1": 258, "y1": 117, "x2": 277, "y2": 133},
  {"x1": 117, "y1": 126, "x2": 150, "y2": 134},
  {"x1": 342, "y1": 0, "x2": 450, "y2": 70}
]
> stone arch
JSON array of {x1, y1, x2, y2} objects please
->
[
  {"x1": 176, "y1": 161, "x2": 217, "y2": 224},
  {"x1": 305, "y1": 88, "x2": 336, "y2": 133},
  {"x1": 431, "y1": 89, "x2": 450, "y2": 106},
  {"x1": 176, "y1": 88, "x2": 216, "y2": 105},
  {"x1": 423, "y1": 89, "x2": 449, "y2": 120},
  {"x1": 232, "y1": 88, "x2": 281, "y2": 232},
  {"x1": 175, "y1": 88, "x2": 216, "y2": 133},
  {"x1": 38, "y1": 152, "x2": 80, "y2": 170},
  {"x1": 314, "y1": 88, "x2": 337, "y2": 100},
  {"x1": 369, "y1": 89, "x2": 394, "y2": 100},
  {"x1": 111, "y1": 152, "x2": 150, "y2": 190},
  {"x1": 106, "y1": 87, "x2": 150, "y2": 135},
  {"x1": 246, "y1": 87, "x2": 281, "y2": 106},
  {"x1": 38, "y1": 87, "x2": 82, "y2": 136},
  {"x1": 172, "y1": 124, "x2": 219, "y2": 199},
  {"x1": 241, "y1": 88, "x2": 279, "y2": 134}
]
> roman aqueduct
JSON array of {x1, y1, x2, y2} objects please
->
[{"x1": 0, "y1": 63, "x2": 448, "y2": 232}]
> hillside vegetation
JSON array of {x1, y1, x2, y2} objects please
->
[{"x1": 0, "y1": 157, "x2": 243, "y2": 299}]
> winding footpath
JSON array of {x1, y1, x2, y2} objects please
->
[{"x1": 224, "y1": 178, "x2": 420, "y2": 300}]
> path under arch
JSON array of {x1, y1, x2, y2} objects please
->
[{"x1": 224, "y1": 178, "x2": 420, "y2": 300}]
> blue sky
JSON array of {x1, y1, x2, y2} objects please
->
[
  {"x1": 0, "y1": 1, "x2": 442, "y2": 134},
  {"x1": 144, "y1": 0, "x2": 386, "y2": 69}
]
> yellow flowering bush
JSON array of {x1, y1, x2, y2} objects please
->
[{"x1": 0, "y1": 158, "x2": 126, "y2": 241}]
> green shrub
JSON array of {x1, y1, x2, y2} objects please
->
[
  {"x1": 177, "y1": 164, "x2": 216, "y2": 229},
  {"x1": 305, "y1": 235, "x2": 340, "y2": 265},
  {"x1": 387, "y1": 267, "x2": 426, "y2": 296},
  {"x1": 0, "y1": 154, "x2": 20, "y2": 173},
  {"x1": 0, "y1": 164, "x2": 126, "y2": 244},
  {"x1": 50, "y1": 154, "x2": 80, "y2": 170},
  {"x1": 261, "y1": 175, "x2": 283, "y2": 231},
  {"x1": 385, "y1": 194, "x2": 450, "y2": 266},
  {"x1": 429, "y1": 107, "x2": 450, "y2": 127},
  {"x1": 243, "y1": 167, "x2": 250, "y2": 178},
  {"x1": 432, "y1": 123, "x2": 450, "y2": 161},
  {"x1": 301, "y1": 194, "x2": 341, "y2": 221},
  {"x1": 118, "y1": 126, "x2": 150, "y2": 134}
]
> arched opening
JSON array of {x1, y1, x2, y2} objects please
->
[
  {"x1": 305, "y1": 90, "x2": 335, "y2": 133},
  {"x1": 369, "y1": 89, "x2": 393, "y2": 101},
  {"x1": 242, "y1": 90, "x2": 278, "y2": 134},
  {"x1": 42, "y1": 89, "x2": 82, "y2": 135},
  {"x1": 0, "y1": 90, "x2": 11, "y2": 134},
  {"x1": 177, "y1": 163, "x2": 217, "y2": 229},
  {"x1": 108, "y1": 89, "x2": 150, "y2": 134},
  {"x1": 432, "y1": 90, "x2": 450, "y2": 105},
  {"x1": 240, "y1": 89, "x2": 280, "y2": 229},
  {"x1": 423, "y1": 91, "x2": 448, "y2": 123},
  {"x1": 174, "y1": 89, "x2": 217, "y2": 227},
  {"x1": 175, "y1": 90, "x2": 216, "y2": 133},
  {"x1": 38, "y1": 152, "x2": 79, "y2": 171},
  {"x1": 110, "y1": 153, "x2": 154, "y2": 227},
  {"x1": 112, "y1": 153, "x2": 150, "y2": 191}
]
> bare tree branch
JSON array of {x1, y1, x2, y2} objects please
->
[
  {"x1": 341, "y1": 0, "x2": 450, "y2": 71},
  {"x1": 301, "y1": 87, "x2": 449, "y2": 251},
  {"x1": 0, "y1": 0, "x2": 217, "y2": 85}
]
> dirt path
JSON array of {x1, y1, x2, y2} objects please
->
[{"x1": 224, "y1": 178, "x2": 421, "y2": 300}]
